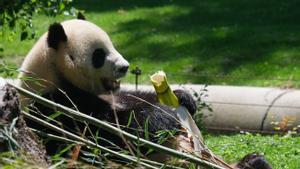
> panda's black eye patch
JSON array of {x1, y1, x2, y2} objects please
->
[{"x1": 92, "y1": 48, "x2": 106, "y2": 68}]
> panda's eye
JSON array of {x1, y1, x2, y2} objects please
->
[{"x1": 92, "y1": 48, "x2": 106, "y2": 68}]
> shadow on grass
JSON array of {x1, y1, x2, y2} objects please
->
[{"x1": 74, "y1": 0, "x2": 300, "y2": 84}]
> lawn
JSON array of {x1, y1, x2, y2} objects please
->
[
  {"x1": 205, "y1": 133, "x2": 300, "y2": 169},
  {"x1": 1, "y1": 1, "x2": 300, "y2": 168},
  {"x1": 1, "y1": 0, "x2": 300, "y2": 87}
]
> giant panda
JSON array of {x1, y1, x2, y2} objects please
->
[
  {"x1": 17, "y1": 14, "x2": 272, "y2": 169},
  {"x1": 17, "y1": 15, "x2": 196, "y2": 156}
]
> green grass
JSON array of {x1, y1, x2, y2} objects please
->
[
  {"x1": 205, "y1": 133, "x2": 300, "y2": 169},
  {"x1": 1, "y1": 0, "x2": 300, "y2": 86}
]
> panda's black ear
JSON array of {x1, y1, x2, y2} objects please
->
[
  {"x1": 77, "y1": 12, "x2": 86, "y2": 20},
  {"x1": 47, "y1": 22, "x2": 67, "y2": 50}
]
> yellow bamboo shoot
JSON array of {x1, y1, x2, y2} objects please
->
[{"x1": 150, "y1": 71, "x2": 179, "y2": 107}]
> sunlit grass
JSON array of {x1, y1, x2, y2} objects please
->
[
  {"x1": 205, "y1": 133, "x2": 300, "y2": 169},
  {"x1": 1, "y1": 0, "x2": 300, "y2": 87}
]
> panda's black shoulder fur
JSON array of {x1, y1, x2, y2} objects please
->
[
  {"x1": 49, "y1": 78, "x2": 196, "y2": 132},
  {"x1": 28, "y1": 78, "x2": 197, "y2": 152}
]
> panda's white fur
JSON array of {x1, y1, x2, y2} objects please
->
[{"x1": 18, "y1": 19, "x2": 129, "y2": 102}]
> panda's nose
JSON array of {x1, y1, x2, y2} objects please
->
[{"x1": 118, "y1": 65, "x2": 129, "y2": 74}]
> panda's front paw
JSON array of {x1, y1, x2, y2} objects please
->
[{"x1": 173, "y1": 90, "x2": 197, "y2": 115}]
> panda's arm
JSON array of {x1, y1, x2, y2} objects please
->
[
  {"x1": 118, "y1": 90, "x2": 197, "y2": 115},
  {"x1": 173, "y1": 90, "x2": 197, "y2": 115}
]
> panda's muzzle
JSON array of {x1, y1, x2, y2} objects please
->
[
  {"x1": 102, "y1": 66, "x2": 128, "y2": 91},
  {"x1": 102, "y1": 64, "x2": 128, "y2": 91},
  {"x1": 102, "y1": 78, "x2": 121, "y2": 91},
  {"x1": 115, "y1": 65, "x2": 129, "y2": 79}
]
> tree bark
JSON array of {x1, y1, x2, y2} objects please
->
[{"x1": 0, "y1": 84, "x2": 49, "y2": 167}]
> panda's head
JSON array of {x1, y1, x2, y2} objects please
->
[{"x1": 47, "y1": 18, "x2": 129, "y2": 94}]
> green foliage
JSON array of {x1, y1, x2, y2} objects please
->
[
  {"x1": 0, "y1": 152, "x2": 33, "y2": 169},
  {"x1": 145, "y1": 129, "x2": 178, "y2": 155},
  {"x1": 154, "y1": 129, "x2": 178, "y2": 145},
  {"x1": 0, "y1": 118, "x2": 20, "y2": 152},
  {"x1": 0, "y1": 62, "x2": 18, "y2": 78},
  {"x1": 0, "y1": 0, "x2": 76, "y2": 54},
  {"x1": 192, "y1": 85, "x2": 212, "y2": 132},
  {"x1": 143, "y1": 117, "x2": 150, "y2": 141},
  {"x1": 51, "y1": 143, "x2": 75, "y2": 160}
]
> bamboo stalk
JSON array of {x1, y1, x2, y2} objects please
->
[
  {"x1": 30, "y1": 119, "x2": 185, "y2": 169},
  {"x1": 31, "y1": 119, "x2": 183, "y2": 169},
  {"x1": 8, "y1": 82, "x2": 226, "y2": 169},
  {"x1": 22, "y1": 111, "x2": 158, "y2": 169},
  {"x1": 136, "y1": 157, "x2": 185, "y2": 169},
  {"x1": 30, "y1": 128, "x2": 84, "y2": 145}
]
